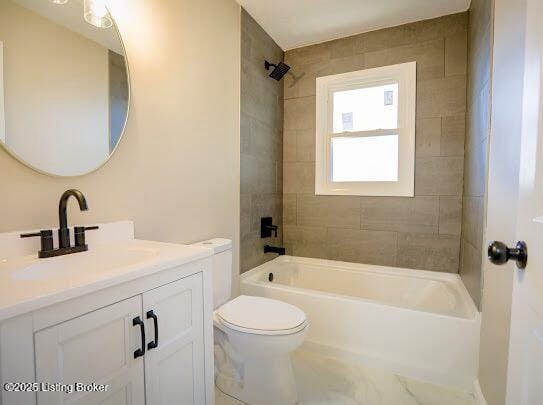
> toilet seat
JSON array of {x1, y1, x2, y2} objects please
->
[{"x1": 216, "y1": 295, "x2": 308, "y2": 336}]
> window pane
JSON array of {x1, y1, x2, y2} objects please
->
[
  {"x1": 331, "y1": 135, "x2": 398, "y2": 182},
  {"x1": 333, "y1": 83, "x2": 398, "y2": 133}
]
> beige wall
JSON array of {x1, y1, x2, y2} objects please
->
[
  {"x1": 283, "y1": 14, "x2": 468, "y2": 273},
  {"x1": 0, "y1": 0, "x2": 241, "y2": 271},
  {"x1": 459, "y1": 0, "x2": 493, "y2": 309},
  {"x1": 240, "y1": 10, "x2": 284, "y2": 273},
  {"x1": 0, "y1": 0, "x2": 109, "y2": 176}
]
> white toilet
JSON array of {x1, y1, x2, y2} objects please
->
[{"x1": 193, "y1": 239, "x2": 309, "y2": 405}]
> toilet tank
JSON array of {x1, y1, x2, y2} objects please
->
[{"x1": 192, "y1": 238, "x2": 232, "y2": 309}]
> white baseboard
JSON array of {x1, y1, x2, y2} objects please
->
[{"x1": 473, "y1": 380, "x2": 487, "y2": 405}]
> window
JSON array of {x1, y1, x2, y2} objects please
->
[{"x1": 315, "y1": 62, "x2": 416, "y2": 196}]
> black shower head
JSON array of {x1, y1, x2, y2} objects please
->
[{"x1": 265, "y1": 60, "x2": 291, "y2": 81}]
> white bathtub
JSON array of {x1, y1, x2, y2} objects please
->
[{"x1": 240, "y1": 256, "x2": 480, "y2": 390}]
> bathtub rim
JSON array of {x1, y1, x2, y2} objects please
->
[{"x1": 241, "y1": 255, "x2": 480, "y2": 322}]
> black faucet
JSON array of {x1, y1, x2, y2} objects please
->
[
  {"x1": 21, "y1": 189, "x2": 98, "y2": 258},
  {"x1": 264, "y1": 245, "x2": 286, "y2": 255},
  {"x1": 58, "y1": 189, "x2": 88, "y2": 249}
]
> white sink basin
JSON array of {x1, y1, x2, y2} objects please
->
[
  {"x1": 0, "y1": 221, "x2": 215, "y2": 322},
  {"x1": 12, "y1": 246, "x2": 160, "y2": 281}
]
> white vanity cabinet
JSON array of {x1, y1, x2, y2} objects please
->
[
  {"x1": 35, "y1": 295, "x2": 146, "y2": 405},
  {"x1": 142, "y1": 274, "x2": 205, "y2": 405},
  {"x1": 0, "y1": 256, "x2": 214, "y2": 405}
]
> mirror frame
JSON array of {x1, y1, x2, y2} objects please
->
[{"x1": 0, "y1": 6, "x2": 131, "y2": 178}]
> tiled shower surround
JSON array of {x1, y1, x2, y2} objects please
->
[
  {"x1": 282, "y1": 13, "x2": 469, "y2": 274},
  {"x1": 459, "y1": 0, "x2": 493, "y2": 307},
  {"x1": 240, "y1": 10, "x2": 284, "y2": 272}
]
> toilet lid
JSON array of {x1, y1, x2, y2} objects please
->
[{"x1": 216, "y1": 295, "x2": 307, "y2": 335}]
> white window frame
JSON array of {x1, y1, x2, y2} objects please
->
[{"x1": 315, "y1": 62, "x2": 416, "y2": 196}]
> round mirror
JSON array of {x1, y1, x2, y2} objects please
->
[{"x1": 0, "y1": 0, "x2": 130, "y2": 176}]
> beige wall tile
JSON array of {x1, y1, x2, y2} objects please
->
[
  {"x1": 328, "y1": 14, "x2": 464, "y2": 60},
  {"x1": 365, "y1": 39, "x2": 445, "y2": 81},
  {"x1": 445, "y1": 31, "x2": 468, "y2": 76},
  {"x1": 250, "y1": 193, "x2": 282, "y2": 233},
  {"x1": 466, "y1": 79, "x2": 491, "y2": 150},
  {"x1": 415, "y1": 157, "x2": 464, "y2": 196},
  {"x1": 240, "y1": 112, "x2": 251, "y2": 155},
  {"x1": 298, "y1": 194, "x2": 361, "y2": 229},
  {"x1": 240, "y1": 11, "x2": 284, "y2": 273},
  {"x1": 439, "y1": 196, "x2": 462, "y2": 236},
  {"x1": 247, "y1": 117, "x2": 282, "y2": 161},
  {"x1": 284, "y1": 53, "x2": 365, "y2": 103},
  {"x1": 463, "y1": 138, "x2": 488, "y2": 198},
  {"x1": 284, "y1": 225, "x2": 326, "y2": 244},
  {"x1": 458, "y1": 0, "x2": 492, "y2": 308},
  {"x1": 417, "y1": 76, "x2": 467, "y2": 118},
  {"x1": 468, "y1": 28, "x2": 492, "y2": 106},
  {"x1": 328, "y1": 34, "x2": 368, "y2": 59},
  {"x1": 441, "y1": 115, "x2": 466, "y2": 156},
  {"x1": 469, "y1": 0, "x2": 492, "y2": 43},
  {"x1": 276, "y1": 161, "x2": 283, "y2": 193},
  {"x1": 284, "y1": 130, "x2": 297, "y2": 162},
  {"x1": 284, "y1": 96, "x2": 316, "y2": 131},
  {"x1": 256, "y1": 157, "x2": 278, "y2": 194},
  {"x1": 460, "y1": 239, "x2": 483, "y2": 307},
  {"x1": 241, "y1": 83, "x2": 282, "y2": 129},
  {"x1": 461, "y1": 196, "x2": 484, "y2": 249},
  {"x1": 240, "y1": 154, "x2": 257, "y2": 195},
  {"x1": 285, "y1": 42, "x2": 331, "y2": 67},
  {"x1": 284, "y1": 66, "x2": 318, "y2": 100},
  {"x1": 397, "y1": 233, "x2": 460, "y2": 272},
  {"x1": 283, "y1": 194, "x2": 297, "y2": 225},
  {"x1": 360, "y1": 196, "x2": 439, "y2": 233},
  {"x1": 338, "y1": 27, "x2": 412, "y2": 57},
  {"x1": 240, "y1": 230, "x2": 279, "y2": 273},
  {"x1": 409, "y1": 13, "x2": 468, "y2": 43},
  {"x1": 293, "y1": 244, "x2": 329, "y2": 259},
  {"x1": 317, "y1": 54, "x2": 366, "y2": 77},
  {"x1": 240, "y1": 194, "x2": 252, "y2": 237},
  {"x1": 283, "y1": 162, "x2": 315, "y2": 194},
  {"x1": 296, "y1": 128, "x2": 316, "y2": 162},
  {"x1": 284, "y1": 225, "x2": 328, "y2": 259},
  {"x1": 242, "y1": 64, "x2": 282, "y2": 101},
  {"x1": 326, "y1": 228, "x2": 398, "y2": 266},
  {"x1": 416, "y1": 118, "x2": 441, "y2": 157}
]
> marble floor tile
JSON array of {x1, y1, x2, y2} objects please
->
[
  {"x1": 215, "y1": 347, "x2": 476, "y2": 405},
  {"x1": 215, "y1": 386, "x2": 246, "y2": 405}
]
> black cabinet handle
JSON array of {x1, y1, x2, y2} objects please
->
[
  {"x1": 133, "y1": 316, "x2": 145, "y2": 359},
  {"x1": 147, "y1": 310, "x2": 159, "y2": 350}
]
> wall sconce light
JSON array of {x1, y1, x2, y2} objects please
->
[
  {"x1": 84, "y1": 0, "x2": 113, "y2": 29},
  {"x1": 49, "y1": 0, "x2": 69, "y2": 4}
]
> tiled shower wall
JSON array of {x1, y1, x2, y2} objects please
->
[
  {"x1": 460, "y1": 0, "x2": 493, "y2": 307},
  {"x1": 240, "y1": 10, "x2": 284, "y2": 272},
  {"x1": 283, "y1": 14, "x2": 468, "y2": 273}
]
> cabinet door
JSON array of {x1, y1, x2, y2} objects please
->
[
  {"x1": 143, "y1": 273, "x2": 205, "y2": 405},
  {"x1": 35, "y1": 296, "x2": 145, "y2": 405}
]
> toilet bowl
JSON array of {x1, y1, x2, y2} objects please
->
[
  {"x1": 191, "y1": 239, "x2": 308, "y2": 405},
  {"x1": 214, "y1": 295, "x2": 309, "y2": 405}
]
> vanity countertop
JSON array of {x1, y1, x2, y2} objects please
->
[{"x1": 0, "y1": 238, "x2": 213, "y2": 322}]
